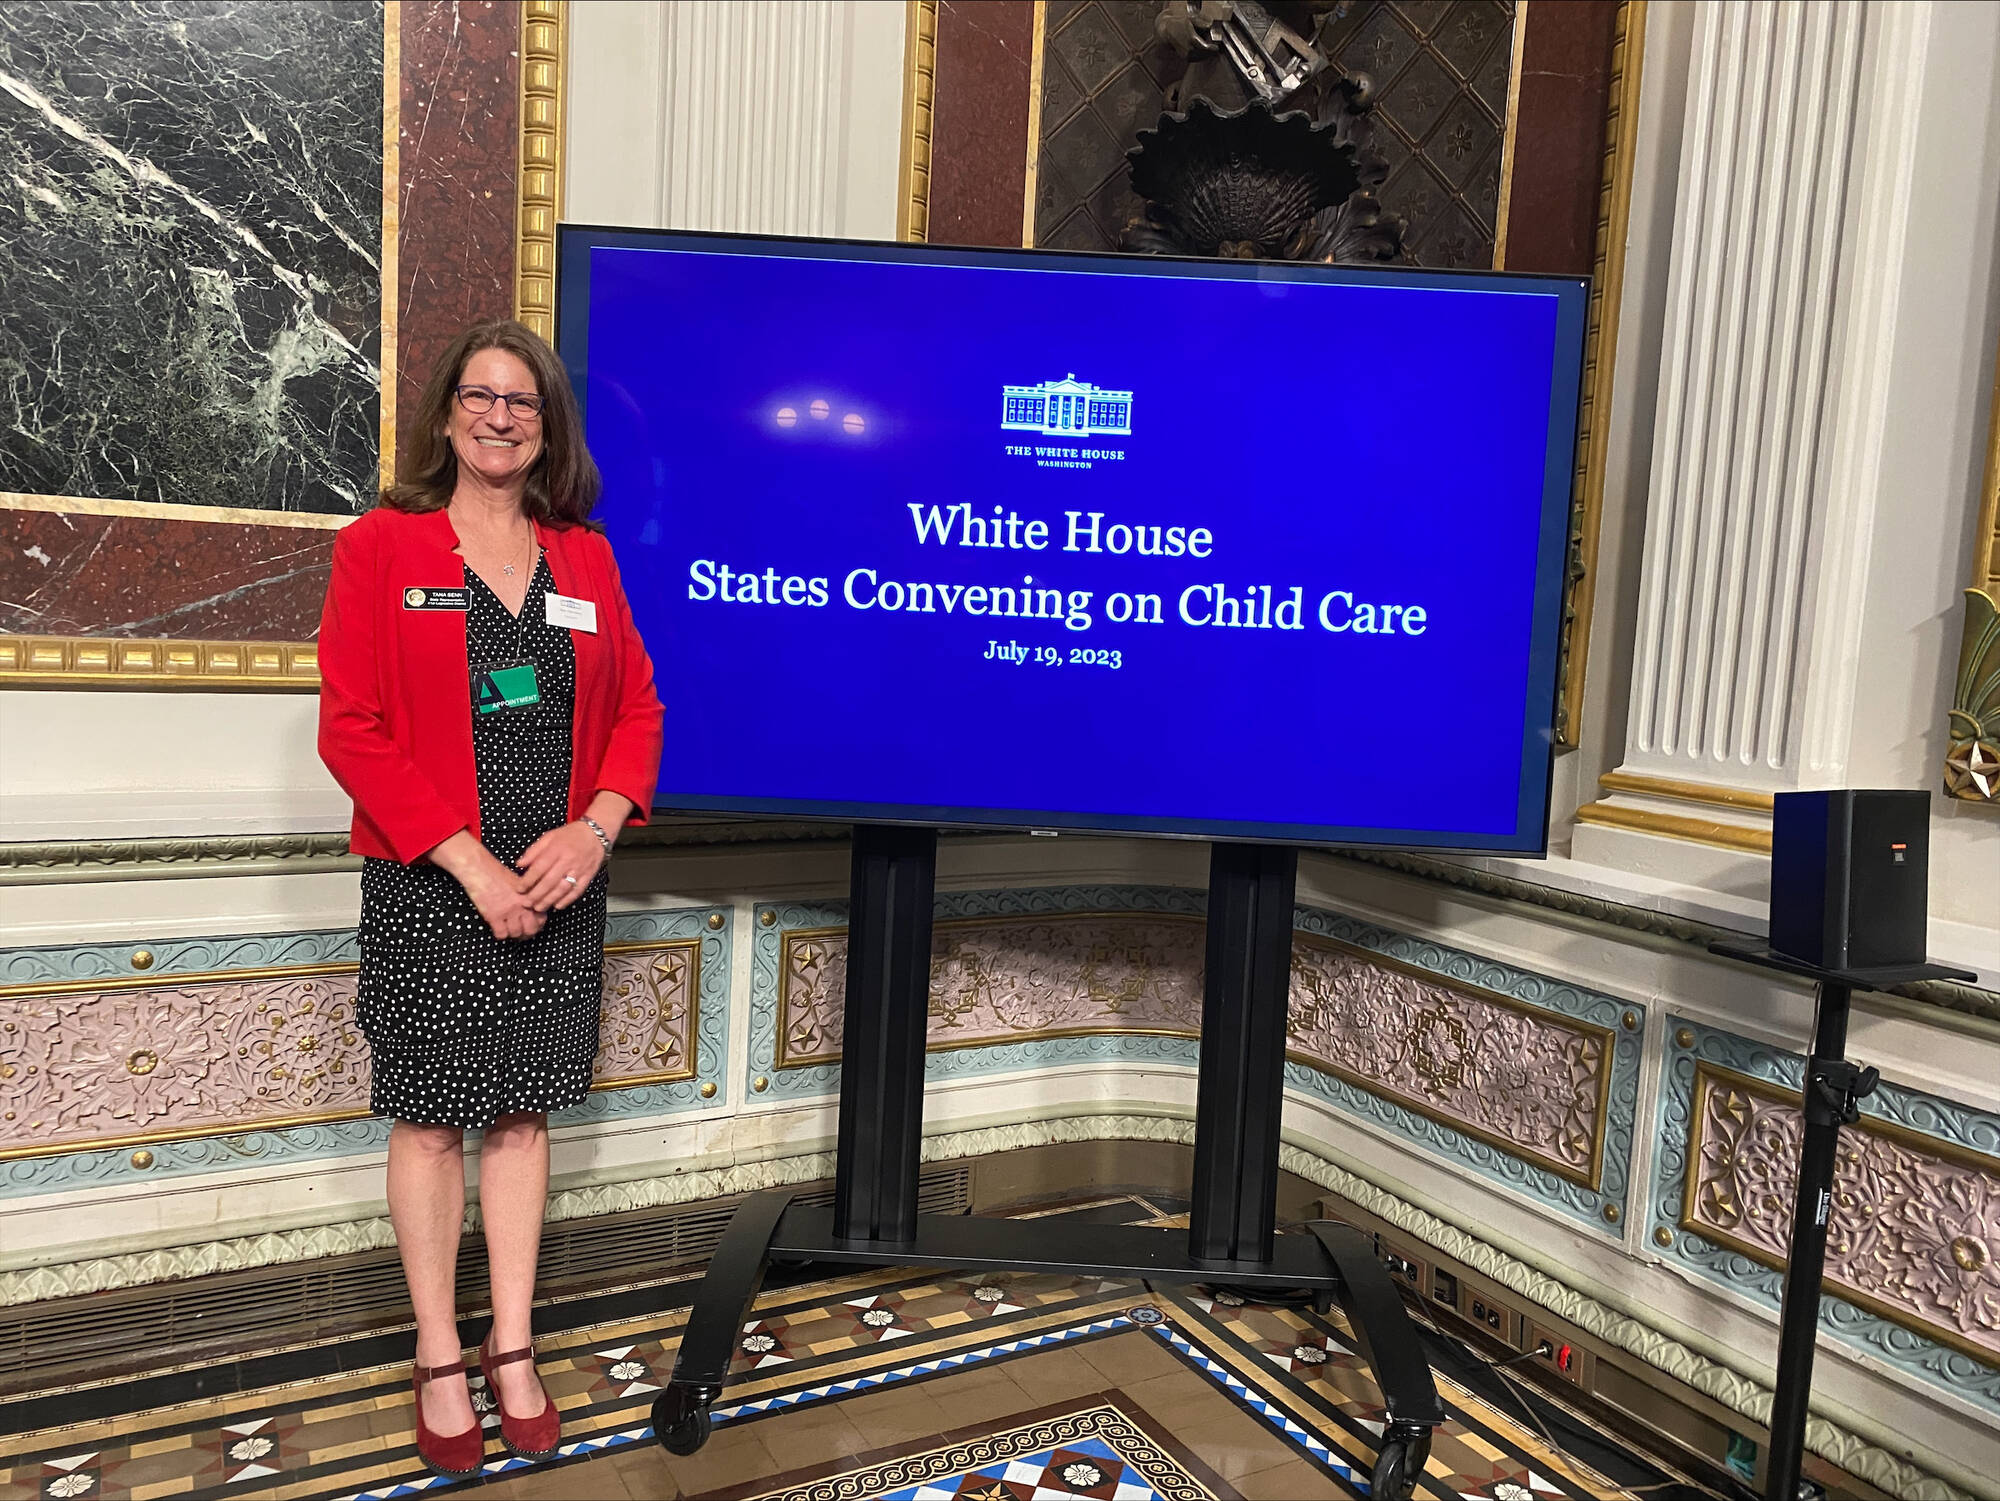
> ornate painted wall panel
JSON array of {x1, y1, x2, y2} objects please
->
[
  {"x1": 0, "y1": 907, "x2": 730, "y2": 1196},
  {"x1": 1288, "y1": 933, "x2": 1611, "y2": 1189},
  {"x1": 778, "y1": 911, "x2": 1206, "y2": 1066},
  {"x1": 754, "y1": 885, "x2": 1638, "y2": 1228},
  {"x1": 0, "y1": 0, "x2": 523, "y2": 664},
  {"x1": 1652, "y1": 1019, "x2": 2000, "y2": 1412}
]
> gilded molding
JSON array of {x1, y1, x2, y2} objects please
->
[
  {"x1": 1944, "y1": 349, "x2": 2000, "y2": 803},
  {"x1": 514, "y1": 0, "x2": 566, "y2": 338},
  {"x1": 1552, "y1": 0, "x2": 1645, "y2": 748},
  {"x1": 1572, "y1": 798, "x2": 1773, "y2": 854},
  {"x1": 896, "y1": 0, "x2": 938, "y2": 242},
  {"x1": 1020, "y1": 1, "x2": 1048, "y2": 249},
  {"x1": 1488, "y1": 0, "x2": 1528, "y2": 266},
  {"x1": 0, "y1": 4, "x2": 566, "y2": 691},
  {"x1": 1596, "y1": 769, "x2": 1775, "y2": 812},
  {"x1": 0, "y1": 634, "x2": 321, "y2": 690},
  {"x1": 379, "y1": 5, "x2": 401, "y2": 493},
  {"x1": 1, "y1": 1109, "x2": 1971, "y2": 1500},
  {"x1": 0, "y1": 493, "x2": 352, "y2": 530},
  {"x1": 1947, "y1": 587, "x2": 2000, "y2": 803}
]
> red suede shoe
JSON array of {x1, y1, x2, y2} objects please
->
[
  {"x1": 412, "y1": 1359, "x2": 484, "y2": 1479},
  {"x1": 479, "y1": 1335, "x2": 561, "y2": 1459}
]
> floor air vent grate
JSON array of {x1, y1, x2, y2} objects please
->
[{"x1": 1, "y1": 1164, "x2": 972, "y2": 1394}]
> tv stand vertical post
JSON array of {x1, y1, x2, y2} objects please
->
[{"x1": 654, "y1": 827, "x2": 1445, "y2": 1498}]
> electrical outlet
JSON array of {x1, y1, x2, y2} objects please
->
[
  {"x1": 1432, "y1": 1269, "x2": 1459, "y2": 1310},
  {"x1": 1526, "y1": 1322, "x2": 1582, "y2": 1383},
  {"x1": 1469, "y1": 1297, "x2": 1514, "y2": 1343},
  {"x1": 1380, "y1": 1239, "x2": 1427, "y2": 1296}
]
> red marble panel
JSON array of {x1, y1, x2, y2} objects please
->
[
  {"x1": 396, "y1": 0, "x2": 522, "y2": 451},
  {"x1": 928, "y1": 0, "x2": 1036, "y2": 247},
  {"x1": 0, "y1": 509, "x2": 334, "y2": 641},
  {"x1": 1501, "y1": 0, "x2": 1619, "y2": 275}
]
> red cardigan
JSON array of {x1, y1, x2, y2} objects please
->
[{"x1": 317, "y1": 506, "x2": 664, "y2": 863}]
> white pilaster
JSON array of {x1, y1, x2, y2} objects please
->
[
  {"x1": 1572, "y1": 1, "x2": 2000, "y2": 955},
  {"x1": 1621, "y1": 0, "x2": 1870, "y2": 794},
  {"x1": 564, "y1": 0, "x2": 907, "y2": 239}
]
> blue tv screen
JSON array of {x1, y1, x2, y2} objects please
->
[{"x1": 555, "y1": 227, "x2": 1588, "y2": 854}]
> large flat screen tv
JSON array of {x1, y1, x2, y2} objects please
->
[{"x1": 555, "y1": 227, "x2": 1588, "y2": 854}]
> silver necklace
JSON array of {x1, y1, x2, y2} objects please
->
[{"x1": 501, "y1": 523, "x2": 535, "y2": 576}]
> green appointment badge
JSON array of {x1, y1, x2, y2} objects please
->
[{"x1": 474, "y1": 661, "x2": 542, "y2": 714}]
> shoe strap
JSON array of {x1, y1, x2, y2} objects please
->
[
  {"x1": 415, "y1": 1359, "x2": 467, "y2": 1385},
  {"x1": 483, "y1": 1344, "x2": 537, "y2": 1370}
]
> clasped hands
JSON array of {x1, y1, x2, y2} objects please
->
[{"x1": 456, "y1": 822, "x2": 604, "y2": 940}]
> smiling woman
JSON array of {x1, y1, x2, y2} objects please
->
[{"x1": 314, "y1": 319, "x2": 664, "y2": 1480}]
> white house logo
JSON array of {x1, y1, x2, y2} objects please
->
[{"x1": 1001, "y1": 374, "x2": 1133, "y2": 438}]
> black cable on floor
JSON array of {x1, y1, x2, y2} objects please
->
[{"x1": 1400, "y1": 1298, "x2": 1754, "y2": 1501}]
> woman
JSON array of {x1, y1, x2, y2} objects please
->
[{"x1": 318, "y1": 320, "x2": 663, "y2": 1477}]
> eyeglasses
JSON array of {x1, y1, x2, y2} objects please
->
[{"x1": 455, "y1": 385, "x2": 545, "y2": 418}]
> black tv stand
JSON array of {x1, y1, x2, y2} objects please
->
[
  {"x1": 1706, "y1": 939, "x2": 1975, "y2": 1501},
  {"x1": 653, "y1": 825, "x2": 1446, "y2": 1497}
]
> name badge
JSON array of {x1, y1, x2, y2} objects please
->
[
  {"x1": 404, "y1": 586, "x2": 470, "y2": 611},
  {"x1": 545, "y1": 593, "x2": 598, "y2": 633},
  {"x1": 474, "y1": 660, "x2": 541, "y2": 714}
]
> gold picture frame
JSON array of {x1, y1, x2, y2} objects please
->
[{"x1": 0, "y1": 2, "x2": 571, "y2": 691}]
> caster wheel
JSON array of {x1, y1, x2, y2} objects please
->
[
  {"x1": 652, "y1": 1386, "x2": 713, "y2": 1456},
  {"x1": 1371, "y1": 1426, "x2": 1432, "y2": 1501}
]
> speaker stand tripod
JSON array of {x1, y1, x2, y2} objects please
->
[{"x1": 1708, "y1": 939, "x2": 1974, "y2": 1501}]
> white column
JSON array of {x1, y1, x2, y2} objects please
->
[
  {"x1": 564, "y1": 0, "x2": 907, "y2": 239},
  {"x1": 1576, "y1": 1, "x2": 1942, "y2": 877}
]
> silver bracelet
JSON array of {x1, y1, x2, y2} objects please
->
[{"x1": 581, "y1": 815, "x2": 614, "y2": 854}]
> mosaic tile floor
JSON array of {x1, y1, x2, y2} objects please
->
[{"x1": 3, "y1": 1198, "x2": 1723, "y2": 1501}]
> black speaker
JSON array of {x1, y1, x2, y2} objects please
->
[{"x1": 1768, "y1": 790, "x2": 1929, "y2": 970}]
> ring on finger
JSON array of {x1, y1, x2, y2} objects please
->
[{"x1": 563, "y1": 874, "x2": 578, "y2": 886}]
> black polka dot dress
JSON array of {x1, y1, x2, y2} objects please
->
[{"x1": 356, "y1": 554, "x2": 608, "y2": 1129}]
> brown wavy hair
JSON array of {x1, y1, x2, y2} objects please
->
[{"x1": 382, "y1": 319, "x2": 601, "y2": 527}]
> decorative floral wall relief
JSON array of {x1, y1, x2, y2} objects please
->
[
  {"x1": 774, "y1": 909, "x2": 1613, "y2": 1191},
  {"x1": 0, "y1": 941, "x2": 700, "y2": 1156},
  {"x1": 778, "y1": 914, "x2": 1205, "y2": 1067},
  {"x1": 1287, "y1": 935, "x2": 1611, "y2": 1187},
  {"x1": 1687, "y1": 1063, "x2": 2000, "y2": 1363}
]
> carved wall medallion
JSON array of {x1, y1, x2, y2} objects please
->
[
  {"x1": 0, "y1": 937, "x2": 700, "y2": 1160},
  {"x1": 1682, "y1": 1061, "x2": 2000, "y2": 1365},
  {"x1": 776, "y1": 914, "x2": 1206, "y2": 1068},
  {"x1": 1288, "y1": 933, "x2": 1613, "y2": 1189}
]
